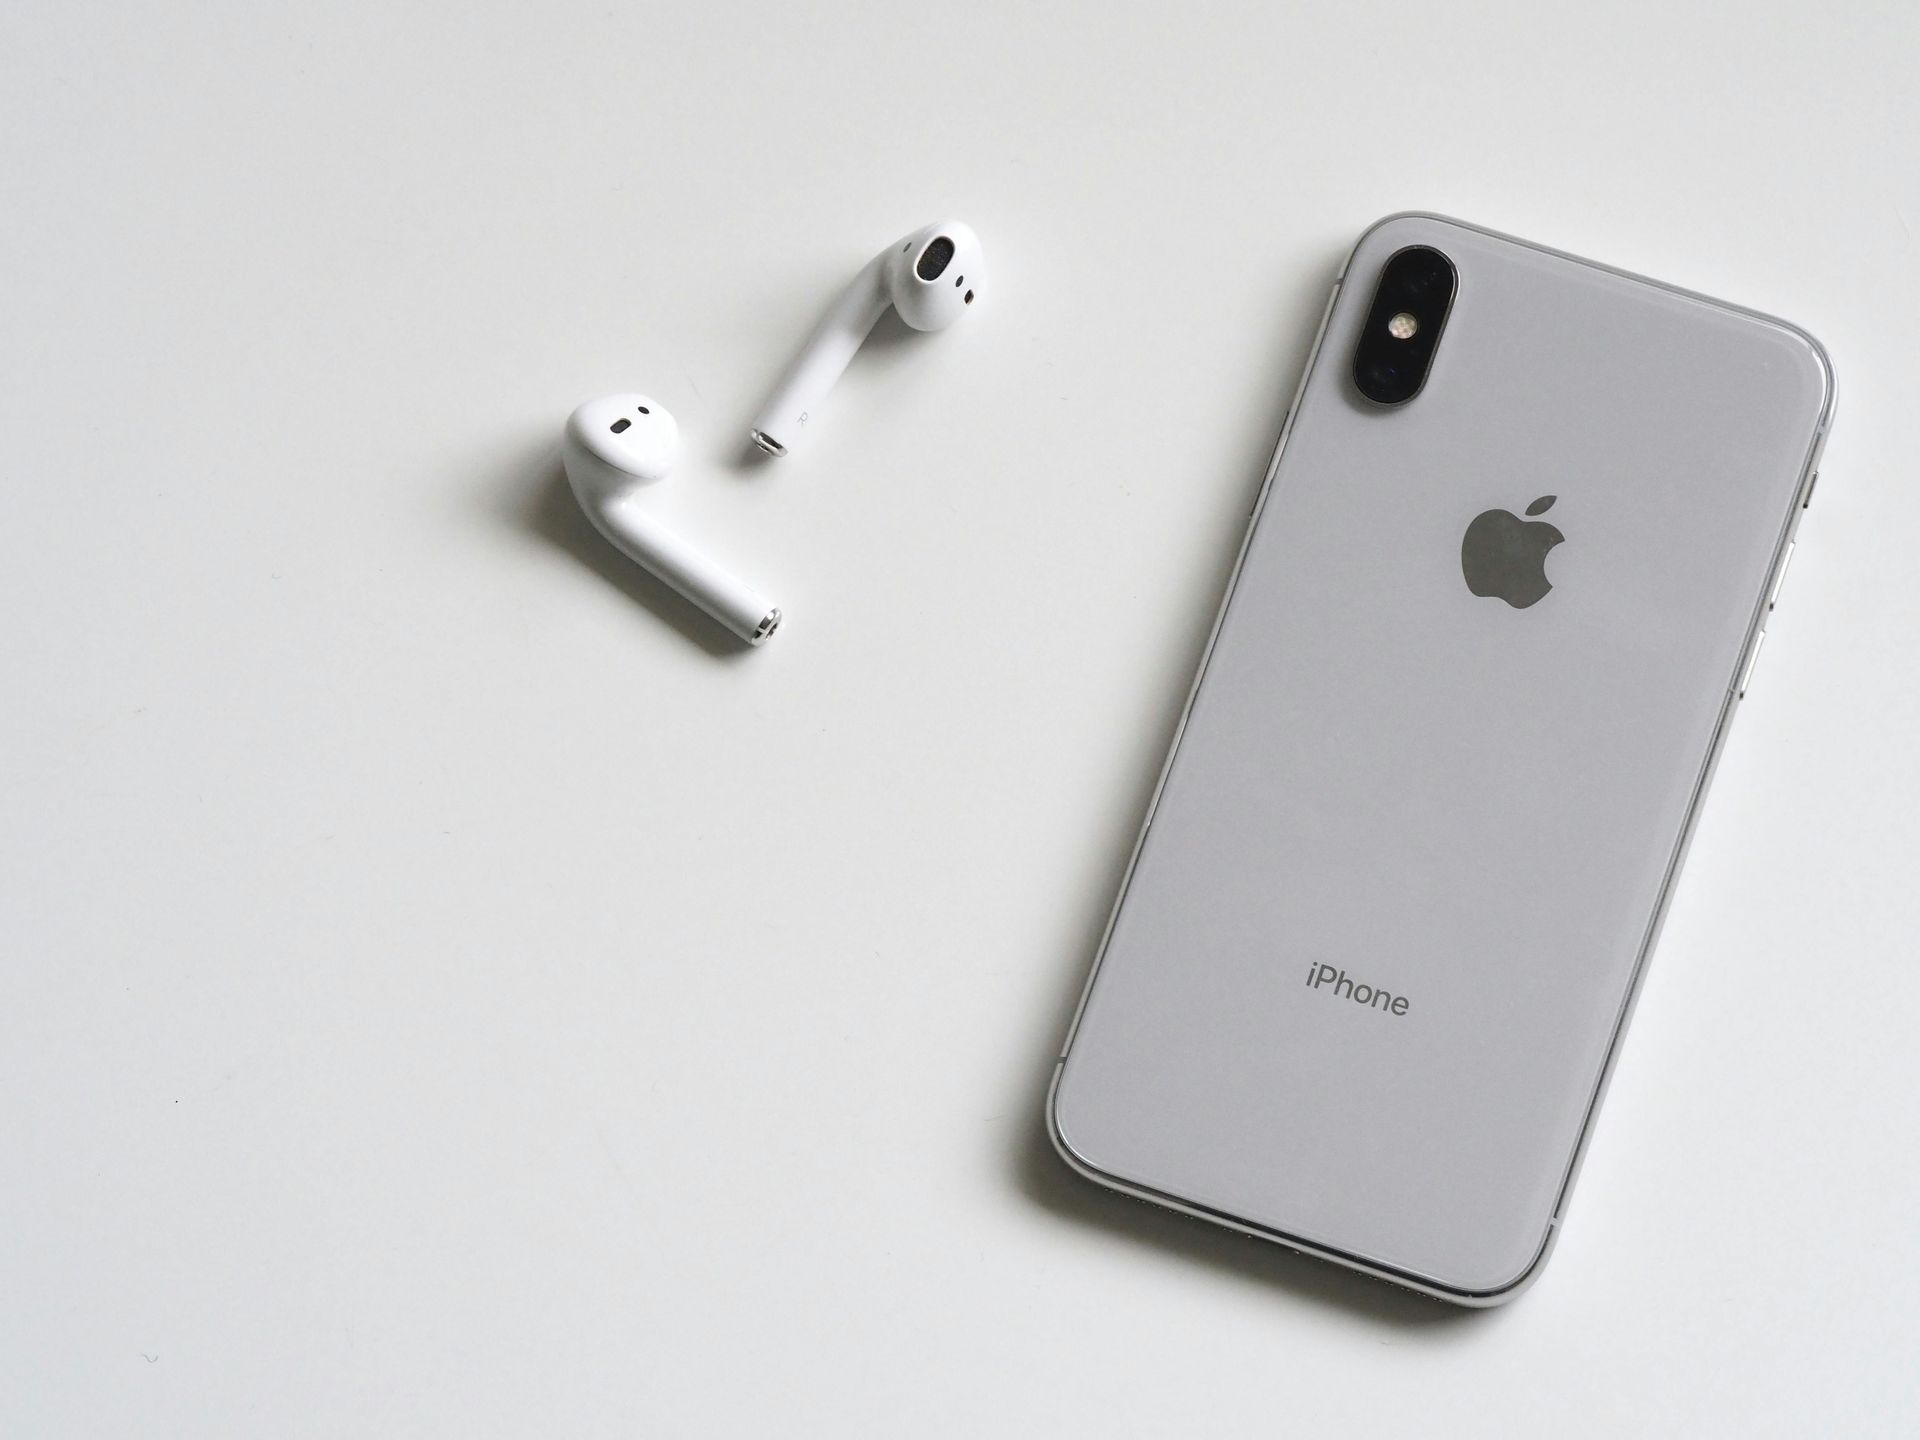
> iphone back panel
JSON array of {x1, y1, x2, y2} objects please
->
[{"x1": 1048, "y1": 213, "x2": 1832, "y2": 1304}]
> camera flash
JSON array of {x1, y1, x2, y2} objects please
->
[{"x1": 1387, "y1": 312, "x2": 1419, "y2": 340}]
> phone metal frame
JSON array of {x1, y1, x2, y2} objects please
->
[{"x1": 1045, "y1": 212, "x2": 1834, "y2": 1306}]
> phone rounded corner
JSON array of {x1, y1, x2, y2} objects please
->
[
  {"x1": 1431, "y1": 1220, "x2": 1563, "y2": 1308},
  {"x1": 1745, "y1": 309, "x2": 1837, "y2": 436},
  {"x1": 1785, "y1": 321, "x2": 1838, "y2": 433},
  {"x1": 1042, "y1": 1064, "x2": 1093, "y2": 1177},
  {"x1": 1043, "y1": 1062, "x2": 1128, "y2": 1197}
]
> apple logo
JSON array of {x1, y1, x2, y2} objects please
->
[{"x1": 1460, "y1": 495, "x2": 1564, "y2": 609}]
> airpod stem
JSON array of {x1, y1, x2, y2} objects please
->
[
  {"x1": 749, "y1": 251, "x2": 891, "y2": 457},
  {"x1": 748, "y1": 220, "x2": 984, "y2": 459},
  {"x1": 561, "y1": 396, "x2": 783, "y2": 646},
  {"x1": 588, "y1": 490, "x2": 783, "y2": 644}
]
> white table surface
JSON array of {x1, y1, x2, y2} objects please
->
[{"x1": 4, "y1": 3, "x2": 1917, "y2": 1434}]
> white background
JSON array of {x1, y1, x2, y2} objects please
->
[{"x1": 2, "y1": 2, "x2": 1916, "y2": 1434}]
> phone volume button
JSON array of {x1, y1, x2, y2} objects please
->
[
  {"x1": 1768, "y1": 541, "x2": 1795, "y2": 611},
  {"x1": 1738, "y1": 630, "x2": 1767, "y2": 699}
]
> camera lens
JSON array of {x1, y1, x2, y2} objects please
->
[{"x1": 1351, "y1": 244, "x2": 1456, "y2": 405}]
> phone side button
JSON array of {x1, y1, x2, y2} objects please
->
[
  {"x1": 1768, "y1": 541, "x2": 1795, "y2": 610},
  {"x1": 1738, "y1": 630, "x2": 1767, "y2": 699}
]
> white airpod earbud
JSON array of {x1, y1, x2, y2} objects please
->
[
  {"x1": 749, "y1": 219, "x2": 985, "y2": 457},
  {"x1": 563, "y1": 394, "x2": 782, "y2": 645}
]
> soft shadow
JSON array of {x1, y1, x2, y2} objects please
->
[
  {"x1": 515, "y1": 451, "x2": 757, "y2": 660},
  {"x1": 1005, "y1": 255, "x2": 1487, "y2": 1331},
  {"x1": 724, "y1": 435, "x2": 780, "y2": 474},
  {"x1": 1013, "y1": 1084, "x2": 1482, "y2": 1330}
]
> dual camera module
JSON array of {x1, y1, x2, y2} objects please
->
[{"x1": 1352, "y1": 246, "x2": 1457, "y2": 405}]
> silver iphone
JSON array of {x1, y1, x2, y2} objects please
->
[{"x1": 1048, "y1": 214, "x2": 1833, "y2": 1304}]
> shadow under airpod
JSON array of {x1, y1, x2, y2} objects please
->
[
  {"x1": 517, "y1": 455, "x2": 757, "y2": 660},
  {"x1": 725, "y1": 436, "x2": 780, "y2": 474}
]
